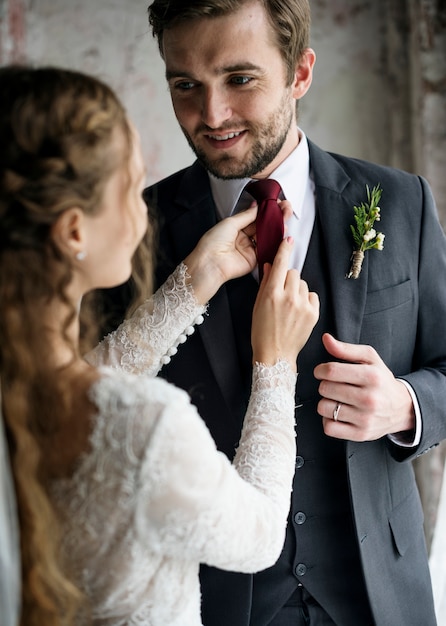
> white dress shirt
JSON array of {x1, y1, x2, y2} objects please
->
[
  {"x1": 209, "y1": 128, "x2": 421, "y2": 447},
  {"x1": 211, "y1": 128, "x2": 314, "y2": 274}
]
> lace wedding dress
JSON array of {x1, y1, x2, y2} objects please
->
[{"x1": 51, "y1": 264, "x2": 298, "y2": 626}]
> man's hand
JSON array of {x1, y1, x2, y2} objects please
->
[{"x1": 314, "y1": 333, "x2": 415, "y2": 441}]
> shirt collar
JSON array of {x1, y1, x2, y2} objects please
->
[{"x1": 210, "y1": 128, "x2": 310, "y2": 220}]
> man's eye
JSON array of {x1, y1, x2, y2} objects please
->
[
  {"x1": 174, "y1": 81, "x2": 195, "y2": 91},
  {"x1": 231, "y1": 76, "x2": 251, "y2": 85}
]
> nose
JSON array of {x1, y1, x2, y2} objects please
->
[{"x1": 201, "y1": 86, "x2": 232, "y2": 129}]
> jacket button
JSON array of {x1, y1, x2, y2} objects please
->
[
  {"x1": 294, "y1": 511, "x2": 307, "y2": 525},
  {"x1": 296, "y1": 455, "x2": 305, "y2": 469},
  {"x1": 295, "y1": 563, "x2": 307, "y2": 577}
]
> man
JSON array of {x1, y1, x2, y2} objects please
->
[{"x1": 143, "y1": 1, "x2": 446, "y2": 624}]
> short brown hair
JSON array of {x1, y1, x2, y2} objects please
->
[{"x1": 148, "y1": 0, "x2": 311, "y2": 85}]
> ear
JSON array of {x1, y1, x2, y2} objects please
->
[
  {"x1": 291, "y1": 47, "x2": 316, "y2": 100},
  {"x1": 51, "y1": 207, "x2": 87, "y2": 260}
]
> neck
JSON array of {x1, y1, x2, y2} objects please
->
[{"x1": 254, "y1": 124, "x2": 300, "y2": 179}]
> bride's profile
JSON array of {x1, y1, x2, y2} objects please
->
[{"x1": 0, "y1": 65, "x2": 318, "y2": 625}]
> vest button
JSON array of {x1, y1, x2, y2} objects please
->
[
  {"x1": 295, "y1": 563, "x2": 307, "y2": 577},
  {"x1": 296, "y1": 455, "x2": 305, "y2": 469},
  {"x1": 294, "y1": 511, "x2": 307, "y2": 525}
]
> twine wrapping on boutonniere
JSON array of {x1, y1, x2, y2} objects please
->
[{"x1": 346, "y1": 184, "x2": 385, "y2": 279}]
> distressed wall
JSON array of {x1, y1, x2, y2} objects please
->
[
  {"x1": 0, "y1": 0, "x2": 392, "y2": 184},
  {"x1": 0, "y1": 0, "x2": 188, "y2": 185},
  {"x1": 2, "y1": 1, "x2": 443, "y2": 217}
]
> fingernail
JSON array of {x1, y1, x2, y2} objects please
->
[{"x1": 286, "y1": 236, "x2": 294, "y2": 244}]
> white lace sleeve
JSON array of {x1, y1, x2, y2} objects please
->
[
  {"x1": 136, "y1": 359, "x2": 297, "y2": 573},
  {"x1": 85, "y1": 263, "x2": 207, "y2": 377},
  {"x1": 233, "y1": 360, "x2": 298, "y2": 513},
  {"x1": 50, "y1": 365, "x2": 297, "y2": 624}
]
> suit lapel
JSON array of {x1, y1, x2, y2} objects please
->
[
  {"x1": 308, "y1": 141, "x2": 369, "y2": 344},
  {"x1": 167, "y1": 162, "x2": 218, "y2": 259},
  {"x1": 170, "y1": 162, "x2": 248, "y2": 417}
]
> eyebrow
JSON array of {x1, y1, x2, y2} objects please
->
[{"x1": 166, "y1": 62, "x2": 263, "y2": 81}]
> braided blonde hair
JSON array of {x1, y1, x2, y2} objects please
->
[{"x1": 0, "y1": 66, "x2": 152, "y2": 625}]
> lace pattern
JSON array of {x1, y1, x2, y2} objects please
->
[
  {"x1": 234, "y1": 361, "x2": 297, "y2": 511},
  {"x1": 50, "y1": 360, "x2": 297, "y2": 625},
  {"x1": 85, "y1": 263, "x2": 207, "y2": 376},
  {"x1": 53, "y1": 263, "x2": 298, "y2": 625},
  {"x1": 133, "y1": 360, "x2": 297, "y2": 574}
]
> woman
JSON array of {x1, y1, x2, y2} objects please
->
[{"x1": 0, "y1": 66, "x2": 319, "y2": 625}]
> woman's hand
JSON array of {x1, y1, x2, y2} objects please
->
[
  {"x1": 183, "y1": 205, "x2": 257, "y2": 305},
  {"x1": 251, "y1": 237, "x2": 319, "y2": 370},
  {"x1": 184, "y1": 200, "x2": 294, "y2": 305}
]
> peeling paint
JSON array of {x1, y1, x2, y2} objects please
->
[{"x1": 7, "y1": 0, "x2": 25, "y2": 62}]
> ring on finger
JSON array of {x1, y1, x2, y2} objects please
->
[{"x1": 333, "y1": 402, "x2": 342, "y2": 422}]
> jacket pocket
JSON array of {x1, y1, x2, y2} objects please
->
[
  {"x1": 361, "y1": 279, "x2": 416, "y2": 367},
  {"x1": 388, "y1": 489, "x2": 424, "y2": 557},
  {"x1": 364, "y1": 279, "x2": 413, "y2": 316}
]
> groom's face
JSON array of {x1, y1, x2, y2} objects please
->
[{"x1": 162, "y1": 2, "x2": 306, "y2": 180}]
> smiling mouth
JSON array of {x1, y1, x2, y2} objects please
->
[{"x1": 207, "y1": 131, "x2": 244, "y2": 141}]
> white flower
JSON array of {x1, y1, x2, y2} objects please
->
[
  {"x1": 363, "y1": 228, "x2": 376, "y2": 242},
  {"x1": 374, "y1": 232, "x2": 385, "y2": 250}
]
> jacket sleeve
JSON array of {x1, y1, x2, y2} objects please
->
[{"x1": 393, "y1": 176, "x2": 446, "y2": 461}]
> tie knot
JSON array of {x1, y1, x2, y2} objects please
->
[{"x1": 246, "y1": 179, "x2": 282, "y2": 203}]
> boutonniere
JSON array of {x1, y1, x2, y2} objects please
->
[{"x1": 347, "y1": 183, "x2": 385, "y2": 279}]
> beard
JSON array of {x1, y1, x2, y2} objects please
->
[{"x1": 180, "y1": 95, "x2": 295, "y2": 180}]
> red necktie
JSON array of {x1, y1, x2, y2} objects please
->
[{"x1": 246, "y1": 179, "x2": 284, "y2": 281}]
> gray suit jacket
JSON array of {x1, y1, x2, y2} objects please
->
[{"x1": 145, "y1": 140, "x2": 446, "y2": 625}]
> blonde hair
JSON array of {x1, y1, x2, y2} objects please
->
[{"x1": 0, "y1": 66, "x2": 152, "y2": 625}]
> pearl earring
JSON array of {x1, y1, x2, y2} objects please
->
[{"x1": 76, "y1": 251, "x2": 87, "y2": 261}]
